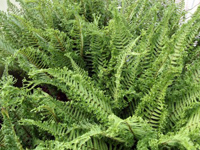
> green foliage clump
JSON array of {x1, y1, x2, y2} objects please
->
[{"x1": 0, "y1": 0, "x2": 200, "y2": 149}]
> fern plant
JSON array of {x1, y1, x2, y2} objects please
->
[{"x1": 0, "y1": 0, "x2": 200, "y2": 149}]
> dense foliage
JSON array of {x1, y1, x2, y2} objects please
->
[{"x1": 0, "y1": 0, "x2": 200, "y2": 149}]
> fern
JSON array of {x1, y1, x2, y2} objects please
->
[{"x1": 0, "y1": 0, "x2": 200, "y2": 149}]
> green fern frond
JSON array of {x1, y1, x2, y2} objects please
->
[
  {"x1": 28, "y1": 67, "x2": 113, "y2": 123},
  {"x1": 20, "y1": 119, "x2": 67, "y2": 139},
  {"x1": 150, "y1": 131, "x2": 197, "y2": 150},
  {"x1": 112, "y1": 36, "x2": 141, "y2": 109},
  {"x1": 1, "y1": 108, "x2": 24, "y2": 150},
  {"x1": 19, "y1": 47, "x2": 52, "y2": 69}
]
